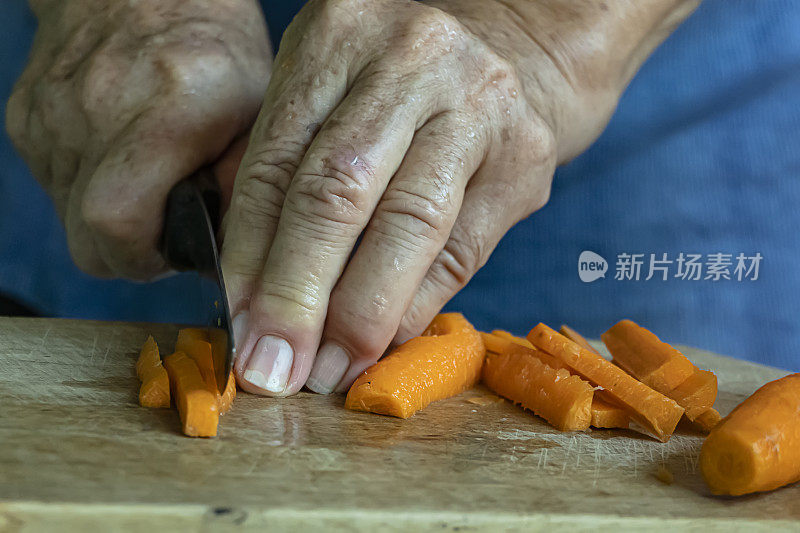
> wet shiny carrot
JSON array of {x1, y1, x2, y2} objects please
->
[
  {"x1": 529, "y1": 323, "x2": 684, "y2": 442},
  {"x1": 666, "y1": 367, "x2": 717, "y2": 421},
  {"x1": 163, "y1": 351, "x2": 219, "y2": 437},
  {"x1": 560, "y1": 325, "x2": 601, "y2": 355},
  {"x1": 483, "y1": 343, "x2": 593, "y2": 431},
  {"x1": 700, "y1": 373, "x2": 800, "y2": 495},
  {"x1": 590, "y1": 397, "x2": 630, "y2": 429},
  {"x1": 136, "y1": 336, "x2": 169, "y2": 408},
  {"x1": 490, "y1": 330, "x2": 534, "y2": 349},
  {"x1": 601, "y1": 319, "x2": 695, "y2": 391},
  {"x1": 482, "y1": 331, "x2": 569, "y2": 370},
  {"x1": 691, "y1": 408, "x2": 721, "y2": 433},
  {"x1": 345, "y1": 313, "x2": 485, "y2": 419}
]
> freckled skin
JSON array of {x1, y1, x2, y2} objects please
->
[{"x1": 9, "y1": 0, "x2": 700, "y2": 397}]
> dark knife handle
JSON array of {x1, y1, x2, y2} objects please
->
[{"x1": 160, "y1": 168, "x2": 221, "y2": 272}]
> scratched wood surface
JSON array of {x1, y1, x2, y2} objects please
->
[{"x1": 0, "y1": 317, "x2": 798, "y2": 532}]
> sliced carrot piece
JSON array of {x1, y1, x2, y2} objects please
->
[
  {"x1": 345, "y1": 313, "x2": 485, "y2": 419},
  {"x1": 590, "y1": 397, "x2": 630, "y2": 429},
  {"x1": 139, "y1": 366, "x2": 170, "y2": 408},
  {"x1": 700, "y1": 374, "x2": 800, "y2": 495},
  {"x1": 528, "y1": 323, "x2": 684, "y2": 442},
  {"x1": 218, "y1": 371, "x2": 237, "y2": 414},
  {"x1": 601, "y1": 319, "x2": 695, "y2": 391},
  {"x1": 666, "y1": 367, "x2": 717, "y2": 420},
  {"x1": 482, "y1": 343, "x2": 593, "y2": 431},
  {"x1": 136, "y1": 336, "x2": 169, "y2": 408},
  {"x1": 560, "y1": 325, "x2": 600, "y2": 355},
  {"x1": 691, "y1": 407, "x2": 721, "y2": 433},
  {"x1": 482, "y1": 332, "x2": 569, "y2": 370},
  {"x1": 490, "y1": 329, "x2": 534, "y2": 348},
  {"x1": 163, "y1": 351, "x2": 219, "y2": 437},
  {"x1": 136, "y1": 335, "x2": 161, "y2": 380}
]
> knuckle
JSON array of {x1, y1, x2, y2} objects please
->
[
  {"x1": 289, "y1": 157, "x2": 375, "y2": 226},
  {"x1": 378, "y1": 183, "x2": 454, "y2": 242},
  {"x1": 403, "y1": 6, "x2": 463, "y2": 44},
  {"x1": 80, "y1": 191, "x2": 137, "y2": 241},
  {"x1": 252, "y1": 277, "x2": 325, "y2": 319},
  {"x1": 437, "y1": 231, "x2": 487, "y2": 289},
  {"x1": 327, "y1": 291, "x2": 393, "y2": 356},
  {"x1": 234, "y1": 152, "x2": 296, "y2": 224}
]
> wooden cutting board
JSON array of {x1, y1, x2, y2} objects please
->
[{"x1": 0, "y1": 317, "x2": 797, "y2": 532}]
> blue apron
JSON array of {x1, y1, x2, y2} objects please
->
[{"x1": 1, "y1": 1, "x2": 798, "y2": 370}]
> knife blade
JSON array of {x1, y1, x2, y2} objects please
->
[{"x1": 160, "y1": 168, "x2": 234, "y2": 394}]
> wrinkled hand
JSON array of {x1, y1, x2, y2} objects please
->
[
  {"x1": 222, "y1": 0, "x2": 611, "y2": 397},
  {"x1": 6, "y1": 0, "x2": 271, "y2": 278}
]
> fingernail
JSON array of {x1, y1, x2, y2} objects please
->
[
  {"x1": 232, "y1": 311, "x2": 249, "y2": 352},
  {"x1": 306, "y1": 342, "x2": 350, "y2": 394},
  {"x1": 243, "y1": 335, "x2": 293, "y2": 393}
]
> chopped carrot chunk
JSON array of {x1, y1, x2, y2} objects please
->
[
  {"x1": 345, "y1": 313, "x2": 485, "y2": 418},
  {"x1": 163, "y1": 351, "x2": 219, "y2": 437},
  {"x1": 528, "y1": 323, "x2": 684, "y2": 442}
]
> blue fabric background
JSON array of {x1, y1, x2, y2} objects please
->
[{"x1": 1, "y1": 1, "x2": 798, "y2": 370}]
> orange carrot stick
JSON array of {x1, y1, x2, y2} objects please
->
[
  {"x1": 691, "y1": 408, "x2": 721, "y2": 433},
  {"x1": 590, "y1": 397, "x2": 630, "y2": 429},
  {"x1": 666, "y1": 367, "x2": 717, "y2": 420},
  {"x1": 179, "y1": 336, "x2": 218, "y2": 395},
  {"x1": 528, "y1": 323, "x2": 684, "y2": 442},
  {"x1": 136, "y1": 336, "x2": 170, "y2": 408},
  {"x1": 601, "y1": 319, "x2": 695, "y2": 391},
  {"x1": 483, "y1": 345, "x2": 593, "y2": 431},
  {"x1": 700, "y1": 373, "x2": 800, "y2": 495},
  {"x1": 163, "y1": 351, "x2": 219, "y2": 437},
  {"x1": 482, "y1": 332, "x2": 569, "y2": 370},
  {"x1": 560, "y1": 325, "x2": 600, "y2": 355},
  {"x1": 490, "y1": 330, "x2": 534, "y2": 349},
  {"x1": 139, "y1": 366, "x2": 171, "y2": 408},
  {"x1": 345, "y1": 313, "x2": 485, "y2": 418}
]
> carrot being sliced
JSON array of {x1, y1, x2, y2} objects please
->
[
  {"x1": 180, "y1": 337, "x2": 218, "y2": 395},
  {"x1": 691, "y1": 408, "x2": 721, "y2": 433},
  {"x1": 560, "y1": 325, "x2": 600, "y2": 355},
  {"x1": 345, "y1": 313, "x2": 485, "y2": 419},
  {"x1": 218, "y1": 370, "x2": 237, "y2": 414},
  {"x1": 601, "y1": 319, "x2": 695, "y2": 391},
  {"x1": 136, "y1": 336, "x2": 170, "y2": 408},
  {"x1": 666, "y1": 367, "x2": 717, "y2": 420},
  {"x1": 700, "y1": 373, "x2": 800, "y2": 495},
  {"x1": 590, "y1": 397, "x2": 630, "y2": 429},
  {"x1": 482, "y1": 345, "x2": 593, "y2": 431},
  {"x1": 175, "y1": 328, "x2": 208, "y2": 354},
  {"x1": 528, "y1": 323, "x2": 684, "y2": 442},
  {"x1": 163, "y1": 351, "x2": 219, "y2": 437}
]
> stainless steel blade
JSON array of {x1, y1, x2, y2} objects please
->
[{"x1": 161, "y1": 169, "x2": 234, "y2": 394}]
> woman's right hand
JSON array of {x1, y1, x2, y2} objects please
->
[{"x1": 6, "y1": 0, "x2": 271, "y2": 279}]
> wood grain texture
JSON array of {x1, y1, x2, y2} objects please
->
[{"x1": 0, "y1": 317, "x2": 798, "y2": 532}]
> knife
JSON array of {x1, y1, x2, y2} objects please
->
[{"x1": 160, "y1": 168, "x2": 234, "y2": 394}]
